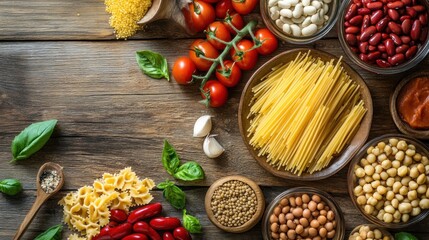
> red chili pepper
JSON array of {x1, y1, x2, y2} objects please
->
[
  {"x1": 162, "y1": 232, "x2": 175, "y2": 240},
  {"x1": 110, "y1": 209, "x2": 128, "y2": 223},
  {"x1": 127, "y1": 203, "x2": 162, "y2": 224},
  {"x1": 109, "y1": 222, "x2": 132, "y2": 239},
  {"x1": 173, "y1": 227, "x2": 192, "y2": 240},
  {"x1": 149, "y1": 217, "x2": 181, "y2": 231},
  {"x1": 122, "y1": 233, "x2": 149, "y2": 240},
  {"x1": 133, "y1": 221, "x2": 162, "y2": 240}
]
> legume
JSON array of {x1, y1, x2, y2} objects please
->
[{"x1": 349, "y1": 225, "x2": 391, "y2": 240}]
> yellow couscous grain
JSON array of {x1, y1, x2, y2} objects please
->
[{"x1": 105, "y1": 0, "x2": 152, "y2": 39}]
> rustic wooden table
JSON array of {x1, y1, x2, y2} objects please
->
[{"x1": 1, "y1": 1, "x2": 429, "y2": 239}]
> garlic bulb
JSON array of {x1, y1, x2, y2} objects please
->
[
  {"x1": 203, "y1": 135, "x2": 224, "y2": 158},
  {"x1": 193, "y1": 115, "x2": 212, "y2": 137}
]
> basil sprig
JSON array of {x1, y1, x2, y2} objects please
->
[
  {"x1": 11, "y1": 119, "x2": 57, "y2": 162},
  {"x1": 157, "y1": 180, "x2": 186, "y2": 210},
  {"x1": 395, "y1": 232, "x2": 418, "y2": 240},
  {"x1": 0, "y1": 178, "x2": 22, "y2": 196},
  {"x1": 161, "y1": 140, "x2": 205, "y2": 181},
  {"x1": 183, "y1": 209, "x2": 202, "y2": 234},
  {"x1": 136, "y1": 50, "x2": 170, "y2": 81},
  {"x1": 34, "y1": 224, "x2": 63, "y2": 240}
]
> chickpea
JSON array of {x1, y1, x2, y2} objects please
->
[
  {"x1": 384, "y1": 205, "x2": 395, "y2": 214},
  {"x1": 354, "y1": 186, "x2": 363, "y2": 196},
  {"x1": 367, "y1": 153, "x2": 376, "y2": 163},
  {"x1": 372, "y1": 147, "x2": 381, "y2": 156},
  {"x1": 371, "y1": 180, "x2": 381, "y2": 189},
  {"x1": 386, "y1": 191, "x2": 395, "y2": 201},
  {"x1": 381, "y1": 160, "x2": 391, "y2": 169},
  {"x1": 408, "y1": 190, "x2": 418, "y2": 201},
  {"x1": 364, "y1": 204, "x2": 374, "y2": 214},
  {"x1": 385, "y1": 145, "x2": 393, "y2": 156},
  {"x1": 389, "y1": 138, "x2": 399, "y2": 147},
  {"x1": 383, "y1": 213, "x2": 393, "y2": 223},
  {"x1": 387, "y1": 168, "x2": 397, "y2": 177},
  {"x1": 401, "y1": 176, "x2": 411, "y2": 186},
  {"x1": 400, "y1": 186, "x2": 409, "y2": 196},
  {"x1": 374, "y1": 229, "x2": 382, "y2": 238},
  {"x1": 417, "y1": 185, "x2": 427, "y2": 194},
  {"x1": 392, "y1": 146, "x2": 399, "y2": 155},
  {"x1": 397, "y1": 140, "x2": 408, "y2": 150},
  {"x1": 397, "y1": 166, "x2": 408, "y2": 177},
  {"x1": 417, "y1": 174, "x2": 426, "y2": 185},
  {"x1": 367, "y1": 146, "x2": 375, "y2": 154},
  {"x1": 392, "y1": 182, "x2": 402, "y2": 193},
  {"x1": 373, "y1": 192, "x2": 383, "y2": 201},
  {"x1": 377, "y1": 185, "x2": 387, "y2": 195},
  {"x1": 392, "y1": 160, "x2": 401, "y2": 169},
  {"x1": 363, "y1": 184, "x2": 373, "y2": 193},
  {"x1": 402, "y1": 213, "x2": 410, "y2": 222},
  {"x1": 411, "y1": 207, "x2": 421, "y2": 216},
  {"x1": 398, "y1": 203, "x2": 412, "y2": 214},
  {"x1": 357, "y1": 195, "x2": 367, "y2": 205},
  {"x1": 404, "y1": 156, "x2": 413, "y2": 166},
  {"x1": 411, "y1": 199, "x2": 419, "y2": 208},
  {"x1": 367, "y1": 197, "x2": 378, "y2": 206},
  {"x1": 391, "y1": 198, "x2": 399, "y2": 209},
  {"x1": 380, "y1": 172, "x2": 389, "y2": 180}
]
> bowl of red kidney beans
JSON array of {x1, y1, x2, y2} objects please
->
[{"x1": 338, "y1": 0, "x2": 429, "y2": 74}]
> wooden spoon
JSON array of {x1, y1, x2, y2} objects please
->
[{"x1": 13, "y1": 162, "x2": 65, "y2": 240}]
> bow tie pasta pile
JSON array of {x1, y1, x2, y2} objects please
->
[{"x1": 58, "y1": 167, "x2": 155, "y2": 239}]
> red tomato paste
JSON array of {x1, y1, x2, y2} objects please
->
[{"x1": 397, "y1": 76, "x2": 429, "y2": 129}]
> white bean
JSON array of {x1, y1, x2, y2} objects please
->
[
  {"x1": 280, "y1": 16, "x2": 294, "y2": 24},
  {"x1": 278, "y1": 0, "x2": 291, "y2": 9},
  {"x1": 292, "y1": 3, "x2": 303, "y2": 18},
  {"x1": 303, "y1": 6, "x2": 317, "y2": 15},
  {"x1": 302, "y1": 23, "x2": 318, "y2": 36},
  {"x1": 301, "y1": 16, "x2": 312, "y2": 27},
  {"x1": 323, "y1": 3, "x2": 329, "y2": 14},
  {"x1": 310, "y1": 13, "x2": 321, "y2": 24},
  {"x1": 311, "y1": 0, "x2": 322, "y2": 9},
  {"x1": 269, "y1": 0, "x2": 280, "y2": 7},
  {"x1": 323, "y1": 0, "x2": 332, "y2": 3},
  {"x1": 270, "y1": 6, "x2": 280, "y2": 14},
  {"x1": 292, "y1": 16, "x2": 305, "y2": 23},
  {"x1": 282, "y1": 23, "x2": 292, "y2": 34},
  {"x1": 302, "y1": 0, "x2": 311, "y2": 6},
  {"x1": 290, "y1": 24, "x2": 301, "y2": 36},
  {"x1": 271, "y1": 10, "x2": 280, "y2": 20},
  {"x1": 280, "y1": 8, "x2": 293, "y2": 18},
  {"x1": 324, "y1": 14, "x2": 329, "y2": 22},
  {"x1": 275, "y1": 19, "x2": 284, "y2": 28}
]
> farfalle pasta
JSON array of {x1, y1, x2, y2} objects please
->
[{"x1": 59, "y1": 167, "x2": 155, "y2": 239}]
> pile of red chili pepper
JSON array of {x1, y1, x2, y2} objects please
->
[{"x1": 93, "y1": 203, "x2": 191, "y2": 240}]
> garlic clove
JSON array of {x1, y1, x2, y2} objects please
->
[
  {"x1": 203, "y1": 135, "x2": 224, "y2": 158},
  {"x1": 193, "y1": 115, "x2": 212, "y2": 137}
]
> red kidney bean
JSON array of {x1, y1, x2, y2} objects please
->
[
  {"x1": 361, "y1": 26, "x2": 376, "y2": 42},
  {"x1": 109, "y1": 221, "x2": 119, "y2": 228},
  {"x1": 400, "y1": 15, "x2": 412, "y2": 22},
  {"x1": 387, "y1": 9, "x2": 400, "y2": 21},
  {"x1": 402, "y1": 0, "x2": 412, "y2": 5},
  {"x1": 402, "y1": 19, "x2": 412, "y2": 35},
  {"x1": 369, "y1": 45, "x2": 377, "y2": 51},
  {"x1": 401, "y1": 35, "x2": 411, "y2": 43},
  {"x1": 122, "y1": 234, "x2": 149, "y2": 240},
  {"x1": 360, "y1": 53, "x2": 369, "y2": 62},
  {"x1": 387, "y1": 1, "x2": 404, "y2": 9},
  {"x1": 163, "y1": 232, "x2": 175, "y2": 240},
  {"x1": 420, "y1": 27, "x2": 428, "y2": 42},
  {"x1": 413, "y1": 5, "x2": 426, "y2": 12},
  {"x1": 133, "y1": 221, "x2": 162, "y2": 240},
  {"x1": 344, "y1": 21, "x2": 352, "y2": 27},
  {"x1": 419, "y1": 13, "x2": 428, "y2": 25},
  {"x1": 346, "y1": 3, "x2": 359, "y2": 20},
  {"x1": 368, "y1": 51, "x2": 382, "y2": 61},
  {"x1": 371, "y1": 10, "x2": 384, "y2": 24},
  {"x1": 411, "y1": 20, "x2": 422, "y2": 40},
  {"x1": 359, "y1": 41, "x2": 369, "y2": 53},
  {"x1": 362, "y1": 15, "x2": 371, "y2": 31},
  {"x1": 405, "y1": 45, "x2": 418, "y2": 58},
  {"x1": 390, "y1": 33, "x2": 402, "y2": 45},
  {"x1": 350, "y1": 15, "x2": 364, "y2": 25},
  {"x1": 367, "y1": 2, "x2": 383, "y2": 10},
  {"x1": 149, "y1": 217, "x2": 181, "y2": 231},
  {"x1": 128, "y1": 203, "x2": 162, "y2": 224},
  {"x1": 381, "y1": 52, "x2": 388, "y2": 59},
  {"x1": 388, "y1": 22, "x2": 402, "y2": 35},
  {"x1": 346, "y1": 34, "x2": 358, "y2": 46},
  {"x1": 406, "y1": 6, "x2": 418, "y2": 17},
  {"x1": 385, "y1": 39, "x2": 396, "y2": 56},
  {"x1": 388, "y1": 53, "x2": 405, "y2": 65},
  {"x1": 376, "y1": 59, "x2": 392, "y2": 67},
  {"x1": 111, "y1": 209, "x2": 128, "y2": 223},
  {"x1": 369, "y1": 33, "x2": 382, "y2": 45},
  {"x1": 109, "y1": 222, "x2": 132, "y2": 240},
  {"x1": 378, "y1": 44, "x2": 387, "y2": 52},
  {"x1": 92, "y1": 226, "x2": 111, "y2": 240},
  {"x1": 396, "y1": 44, "x2": 410, "y2": 53},
  {"x1": 382, "y1": 33, "x2": 389, "y2": 39},
  {"x1": 358, "y1": 8, "x2": 371, "y2": 15},
  {"x1": 346, "y1": 26, "x2": 360, "y2": 34},
  {"x1": 173, "y1": 227, "x2": 192, "y2": 240}
]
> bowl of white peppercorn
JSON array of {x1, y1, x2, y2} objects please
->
[
  {"x1": 348, "y1": 134, "x2": 429, "y2": 229},
  {"x1": 261, "y1": 0, "x2": 340, "y2": 44}
]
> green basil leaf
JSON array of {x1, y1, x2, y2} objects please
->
[
  {"x1": 11, "y1": 119, "x2": 57, "y2": 162},
  {"x1": 162, "y1": 182, "x2": 186, "y2": 209},
  {"x1": 395, "y1": 232, "x2": 418, "y2": 240},
  {"x1": 136, "y1": 50, "x2": 170, "y2": 81},
  {"x1": 0, "y1": 178, "x2": 22, "y2": 196},
  {"x1": 173, "y1": 161, "x2": 205, "y2": 181},
  {"x1": 34, "y1": 224, "x2": 63, "y2": 240},
  {"x1": 156, "y1": 180, "x2": 174, "y2": 190},
  {"x1": 183, "y1": 209, "x2": 202, "y2": 233},
  {"x1": 162, "y1": 140, "x2": 181, "y2": 176}
]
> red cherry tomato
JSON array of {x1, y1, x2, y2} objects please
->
[
  {"x1": 230, "y1": 39, "x2": 258, "y2": 70},
  {"x1": 232, "y1": 0, "x2": 258, "y2": 15},
  {"x1": 189, "y1": 39, "x2": 220, "y2": 71},
  {"x1": 215, "y1": 0, "x2": 234, "y2": 18},
  {"x1": 206, "y1": 21, "x2": 232, "y2": 50},
  {"x1": 122, "y1": 233, "x2": 149, "y2": 240},
  {"x1": 201, "y1": 80, "x2": 228, "y2": 107},
  {"x1": 255, "y1": 28, "x2": 278, "y2": 55},
  {"x1": 127, "y1": 203, "x2": 162, "y2": 224},
  {"x1": 172, "y1": 56, "x2": 196, "y2": 85},
  {"x1": 185, "y1": 0, "x2": 215, "y2": 33},
  {"x1": 216, "y1": 60, "x2": 242, "y2": 87},
  {"x1": 110, "y1": 209, "x2": 127, "y2": 223},
  {"x1": 173, "y1": 227, "x2": 192, "y2": 240},
  {"x1": 149, "y1": 217, "x2": 181, "y2": 231},
  {"x1": 224, "y1": 12, "x2": 244, "y2": 34}
]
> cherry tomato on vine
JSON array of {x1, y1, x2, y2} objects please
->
[
  {"x1": 230, "y1": 39, "x2": 258, "y2": 70},
  {"x1": 206, "y1": 21, "x2": 232, "y2": 50},
  {"x1": 201, "y1": 80, "x2": 228, "y2": 107},
  {"x1": 172, "y1": 56, "x2": 196, "y2": 85},
  {"x1": 255, "y1": 28, "x2": 278, "y2": 55},
  {"x1": 223, "y1": 12, "x2": 244, "y2": 35},
  {"x1": 185, "y1": 0, "x2": 215, "y2": 33},
  {"x1": 231, "y1": 0, "x2": 258, "y2": 15},
  {"x1": 189, "y1": 39, "x2": 219, "y2": 71},
  {"x1": 215, "y1": 0, "x2": 234, "y2": 18},
  {"x1": 216, "y1": 60, "x2": 242, "y2": 87}
]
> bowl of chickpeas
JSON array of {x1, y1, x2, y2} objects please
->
[
  {"x1": 348, "y1": 224, "x2": 393, "y2": 240},
  {"x1": 262, "y1": 187, "x2": 345, "y2": 240},
  {"x1": 348, "y1": 134, "x2": 429, "y2": 229}
]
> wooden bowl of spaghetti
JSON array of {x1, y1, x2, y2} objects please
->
[{"x1": 238, "y1": 48, "x2": 373, "y2": 180}]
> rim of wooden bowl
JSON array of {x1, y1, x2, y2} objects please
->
[
  {"x1": 349, "y1": 224, "x2": 394, "y2": 240},
  {"x1": 390, "y1": 72, "x2": 429, "y2": 139},
  {"x1": 204, "y1": 175, "x2": 265, "y2": 233},
  {"x1": 238, "y1": 48, "x2": 373, "y2": 181}
]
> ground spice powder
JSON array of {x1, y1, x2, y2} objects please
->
[
  {"x1": 40, "y1": 170, "x2": 61, "y2": 194},
  {"x1": 105, "y1": 0, "x2": 152, "y2": 39}
]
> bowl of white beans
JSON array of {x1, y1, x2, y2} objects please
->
[
  {"x1": 348, "y1": 224, "x2": 393, "y2": 240},
  {"x1": 261, "y1": 0, "x2": 340, "y2": 44},
  {"x1": 347, "y1": 134, "x2": 429, "y2": 229}
]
